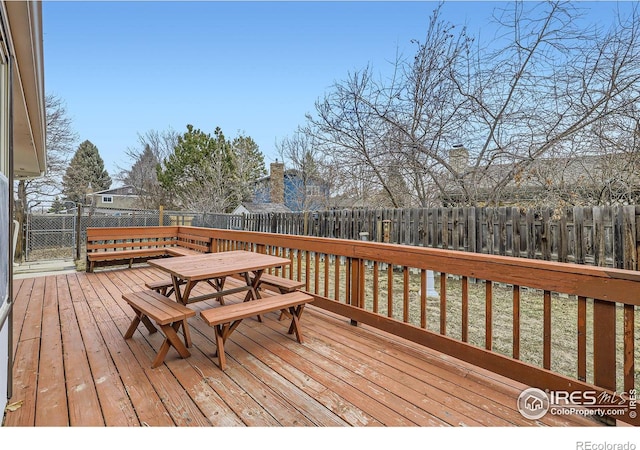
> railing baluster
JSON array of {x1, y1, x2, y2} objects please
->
[
  {"x1": 403, "y1": 266, "x2": 409, "y2": 322},
  {"x1": 387, "y1": 263, "x2": 393, "y2": 318},
  {"x1": 359, "y1": 258, "x2": 365, "y2": 310},
  {"x1": 345, "y1": 258, "x2": 352, "y2": 306},
  {"x1": 420, "y1": 269, "x2": 427, "y2": 329},
  {"x1": 462, "y1": 276, "x2": 469, "y2": 343},
  {"x1": 304, "y1": 251, "x2": 310, "y2": 289},
  {"x1": 298, "y1": 246, "x2": 309, "y2": 282},
  {"x1": 513, "y1": 285, "x2": 520, "y2": 359},
  {"x1": 440, "y1": 272, "x2": 446, "y2": 334},
  {"x1": 543, "y1": 290, "x2": 551, "y2": 370},
  {"x1": 334, "y1": 256, "x2": 340, "y2": 302},
  {"x1": 486, "y1": 280, "x2": 493, "y2": 350},
  {"x1": 577, "y1": 296, "x2": 587, "y2": 382},
  {"x1": 624, "y1": 304, "x2": 635, "y2": 392},
  {"x1": 283, "y1": 247, "x2": 289, "y2": 278},
  {"x1": 314, "y1": 252, "x2": 320, "y2": 293},
  {"x1": 324, "y1": 254, "x2": 329, "y2": 297},
  {"x1": 373, "y1": 261, "x2": 379, "y2": 314}
]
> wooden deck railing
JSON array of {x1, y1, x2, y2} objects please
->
[{"x1": 90, "y1": 225, "x2": 639, "y2": 425}]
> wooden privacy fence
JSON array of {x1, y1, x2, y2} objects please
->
[
  {"x1": 201, "y1": 205, "x2": 640, "y2": 270},
  {"x1": 167, "y1": 226, "x2": 638, "y2": 426}
]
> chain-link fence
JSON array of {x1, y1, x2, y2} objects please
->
[
  {"x1": 23, "y1": 208, "x2": 204, "y2": 262},
  {"x1": 25, "y1": 214, "x2": 77, "y2": 261}
]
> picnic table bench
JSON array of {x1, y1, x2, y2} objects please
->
[
  {"x1": 148, "y1": 271, "x2": 305, "y2": 322},
  {"x1": 122, "y1": 289, "x2": 196, "y2": 368},
  {"x1": 254, "y1": 273, "x2": 305, "y2": 294},
  {"x1": 200, "y1": 291, "x2": 314, "y2": 370}
]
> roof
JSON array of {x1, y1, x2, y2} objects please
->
[
  {"x1": 446, "y1": 152, "x2": 640, "y2": 196},
  {"x1": 7, "y1": 1, "x2": 46, "y2": 179},
  {"x1": 90, "y1": 185, "x2": 138, "y2": 196},
  {"x1": 233, "y1": 202, "x2": 291, "y2": 214}
]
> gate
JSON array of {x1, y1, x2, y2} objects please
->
[{"x1": 25, "y1": 213, "x2": 77, "y2": 261}]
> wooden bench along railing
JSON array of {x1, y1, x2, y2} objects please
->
[
  {"x1": 168, "y1": 231, "x2": 214, "y2": 256},
  {"x1": 86, "y1": 226, "x2": 212, "y2": 272},
  {"x1": 175, "y1": 225, "x2": 639, "y2": 426}
]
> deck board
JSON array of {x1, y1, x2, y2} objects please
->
[
  {"x1": 34, "y1": 276, "x2": 68, "y2": 426},
  {"x1": 4, "y1": 266, "x2": 602, "y2": 427}
]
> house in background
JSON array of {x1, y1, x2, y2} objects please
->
[
  {"x1": 441, "y1": 145, "x2": 640, "y2": 207},
  {"x1": 248, "y1": 161, "x2": 329, "y2": 212},
  {"x1": 85, "y1": 185, "x2": 141, "y2": 214},
  {"x1": 1, "y1": 0, "x2": 46, "y2": 419}
]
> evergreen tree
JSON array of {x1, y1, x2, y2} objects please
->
[
  {"x1": 118, "y1": 129, "x2": 179, "y2": 209},
  {"x1": 62, "y1": 140, "x2": 112, "y2": 204},
  {"x1": 231, "y1": 134, "x2": 266, "y2": 204},
  {"x1": 157, "y1": 125, "x2": 235, "y2": 213},
  {"x1": 124, "y1": 144, "x2": 165, "y2": 209},
  {"x1": 48, "y1": 197, "x2": 66, "y2": 213}
]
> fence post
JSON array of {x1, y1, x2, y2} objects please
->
[
  {"x1": 303, "y1": 211, "x2": 308, "y2": 236},
  {"x1": 75, "y1": 205, "x2": 82, "y2": 261},
  {"x1": 382, "y1": 220, "x2": 391, "y2": 243},
  {"x1": 159, "y1": 205, "x2": 164, "y2": 226}
]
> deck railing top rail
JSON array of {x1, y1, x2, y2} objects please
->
[{"x1": 187, "y1": 227, "x2": 639, "y2": 306}]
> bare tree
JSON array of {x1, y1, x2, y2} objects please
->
[
  {"x1": 306, "y1": 3, "x2": 470, "y2": 207},
  {"x1": 306, "y1": 67, "x2": 408, "y2": 207},
  {"x1": 14, "y1": 94, "x2": 77, "y2": 260},
  {"x1": 446, "y1": 1, "x2": 640, "y2": 206},
  {"x1": 276, "y1": 128, "x2": 333, "y2": 210},
  {"x1": 574, "y1": 104, "x2": 640, "y2": 205},
  {"x1": 15, "y1": 94, "x2": 78, "y2": 206},
  {"x1": 305, "y1": 1, "x2": 640, "y2": 208},
  {"x1": 118, "y1": 129, "x2": 179, "y2": 209}
]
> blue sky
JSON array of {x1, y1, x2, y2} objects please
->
[{"x1": 43, "y1": 1, "x2": 633, "y2": 182}]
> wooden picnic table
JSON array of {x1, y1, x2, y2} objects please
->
[{"x1": 147, "y1": 250, "x2": 292, "y2": 306}]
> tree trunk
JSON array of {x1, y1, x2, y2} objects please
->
[{"x1": 14, "y1": 180, "x2": 27, "y2": 262}]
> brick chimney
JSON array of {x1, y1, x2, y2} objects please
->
[
  {"x1": 449, "y1": 144, "x2": 469, "y2": 176},
  {"x1": 270, "y1": 161, "x2": 285, "y2": 204}
]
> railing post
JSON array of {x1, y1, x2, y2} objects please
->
[{"x1": 349, "y1": 256, "x2": 362, "y2": 326}]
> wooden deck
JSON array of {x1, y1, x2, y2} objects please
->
[{"x1": 4, "y1": 266, "x2": 601, "y2": 427}]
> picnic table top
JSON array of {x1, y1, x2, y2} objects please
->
[{"x1": 147, "y1": 250, "x2": 291, "y2": 282}]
